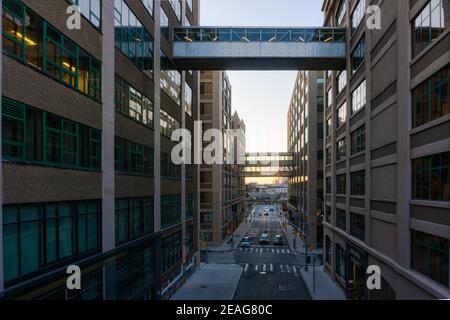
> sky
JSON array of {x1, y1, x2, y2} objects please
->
[{"x1": 200, "y1": 0, "x2": 325, "y2": 153}]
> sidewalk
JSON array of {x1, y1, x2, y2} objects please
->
[
  {"x1": 280, "y1": 217, "x2": 346, "y2": 300},
  {"x1": 280, "y1": 219, "x2": 322, "y2": 256},
  {"x1": 300, "y1": 266, "x2": 346, "y2": 300},
  {"x1": 171, "y1": 263, "x2": 243, "y2": 300},
  {"x1": 208, "y1": 218, "x2": 251, "y2": 252}
]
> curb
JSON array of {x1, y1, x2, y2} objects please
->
[
  {"x1": 231, "y1": 265, "x2": 244, "y2": 300},
  {"x1": 299, "y1": 269, "x2": 315, "y2": 300}
]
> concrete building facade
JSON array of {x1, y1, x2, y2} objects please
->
[
  {"x1": 321, "y1": 0, "x2": 449, "y2": 299},
  {"x1": 199, "y1": 71, "x2": 246, "y2": 246},
  {"x1": 287, "y1": 71, "x2": 325, "y2": 250},
  {"x1": 1, "y1": 0, "x2": 200, "y2": 300}
]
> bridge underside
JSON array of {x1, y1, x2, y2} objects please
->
[{"x1": 172, "y1": 57, "x2": 346, "y2": 71}]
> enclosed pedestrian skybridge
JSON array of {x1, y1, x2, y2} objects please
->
[
  {"x1": 171, "y1": 27, "x2": 346, "y2": 70},
  {"x1": 241, "y1": 153, "x2": 295, "y2": 177}
]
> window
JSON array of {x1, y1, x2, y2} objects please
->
[
  {"x1": 413, "y1": 65, "x2": 449, "y2": 128},
  {"x1": 201, "y1": 212, "x2": 213, "y2": 224},
  {"x1": 3, "y1": 200, "x2": 101, "y2": 282},
  {"x1": 160, "y1": 8, "x2": 169, "y2": 39},
  {"x1": 140, "y1": 0, "x2": 153, "y2": 16},
  {"x1": 413, "y1": 0, "x2": 447, "y2": 57},
  {"x1": 336, "y1": 174, "x2": 346, "y2": 194},
  {"x1": 351, "y1": 0, "x2": 366, "y2": 32},
  {"x1": 161, "y1": 151, "x2": 181, "y2": 180},
  {"x1": 115, "y1": 136, "x2": 154, "y2": 176},
  {"x1": 336, "y1": 0, "x2": 346, "y2": 26},
  {"x1": 184, "y1": 83, "x2": 193, "y2": 116},
  {"x1": 351, "y1": 171, "x2": 365, "y2": 196},
  {"x1": 70, "y1": 0, "x2": 101, "y2": 28},
  {"x1": 351, "y1": 36, "x2": 366, "y2": 73},
  {"x1": 336, "y1": 244, "x2": 346, "y2": 279},
  {"x1": 2, "y1": 97, "x2": 101, "y2": 170},
  {"x1": 338, "y1": 71, "x2": 347, "y2": 94},
  {"x1": 351, "y1": 125, "x2": 365, "y2": 155},
  {"x1": 186, "y1": 0, "x2": 193, "y2": 12},
  {"x1": 337, "y1": 103, "x2": 347, "y2": 127},
  {"x1": 114, "y1": 0, "x2": 153, "y2": 78},
  {"x1": 412, "y1": 230, "x2": 449, "y2": 287},
  {"x1": 336, "y1": 138, "x2": 346, "y2": 161},
  {"x1": 161, "y1": 195, "x2": 181, "y2": 229},
  {"x1": 352, "y1": 80, "x2": 366, "y2": 114},
  {"x1": 326, "y1": 117, "x2": 332, "y2": 137},
  {"x1": 115, "y1": 75, "x2": 154, "y2": 128},
  {"x1": 412, "y1": 152, "x2": 450, "y2": 201},
  {"x1": 325, "y1": 236, "x2": 332, "y2": 264},
  {"x1": 160, "y1": 109, "x2": 181, "y2": 138},
  {"x1": 115, "y1": 197, "x2": 154, "y2": 245},
  {"x1": 326, "y1": 147, "x2": 332, "y2": 165},
  {"x1": 326, "y1": 177, "x2": 332, "y2": 194},
  {"x1": 327, "y1": 88, "x2": 333, "y2": 108},
  {"x1": 116, "y1": 244, "x2": 155, "y2": 299},
  {"x1": 186, "y1": 194, "x2": 194, "y2": 220},
  {"x1": 169, "y1": 0, "x2": 182, "y2": 20},
  {"x1": 161, "y1": 232, "x2": 182, "y2": 273},
  {"x1": 2, "y1": 0, "x2": 101, "y2": 99},
  {"x1": 336, "y1": 209, "x2": 346, "y2": 230},
  {"x1": 161, "y1": 51, "x2": 181, "y2": 105},
  {"x1": 350, "y1": 213, "x2": 365, "y2": 241},
  {"x1": 325, "y1": 206, "x2": 331, "y2": 223}
]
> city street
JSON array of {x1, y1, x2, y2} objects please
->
[{"x1": 232, "y1": 205, "x2": 311, "y2": 300}]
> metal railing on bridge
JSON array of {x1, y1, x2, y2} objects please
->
[{"x1": 241, "y1": 153, "x2": 295, "y2": 177}]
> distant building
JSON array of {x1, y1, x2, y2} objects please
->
[
  {"x1": 287, "y1": 71, "x2": 325, "y2": 250},
  {"x1": 199, "y1": 71, "x2": 246, "y2": 246}
]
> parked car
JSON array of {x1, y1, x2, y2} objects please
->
[
  {"x1": 273, "y1": 235, "x2": 283, "y2": 246},
  {"x1": 241, "y1": 237, "x2": 251, "y2": 248},
  {"x1": 259, "y1": 234, "x2": 270, "y2": 245}
]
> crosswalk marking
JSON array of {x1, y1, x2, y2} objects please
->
[
  {"x1": 263, "y1": 264, "x2": 266, "y2": 272},
  {"x1": 293, "y1": 266, "x2": 297, "y2": 273},
  {"x1": 255, "y1": 265, "x2": 259, "y2": 271},
  {"x1": 244, "y1": 264, "x2": 249, "y2": 272},
  {"x1": 286, "y1": 265, "x2": 290, "y2": 273},
  {"x1": 271, "y1": 249, "x2": 275, "y2": 253},
  {"x1": 242, "y1": 264, "x2": 302, "y2": 274},
  {"x1": 270, "y1": 264, "x2": 273, "y2": 272},
  {"x1": 280, "y1": 265, "x2": 284, "y2": 272}
]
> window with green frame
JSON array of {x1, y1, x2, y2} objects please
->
[
  {"x1": 115, "y1": 197, "x2": 154, "y2": 245},
  {"x1": 413, "y1": 0, "x2": 447, "y2": 58},
  {"x1": 115, "y1": 74, "x2": 154, "y2": 128},
  {"x1": 411, "y1": 230, "x2": 449, "y2": 287},
  {"x1": 186, "y1": 193, "x2": 193, "y2": 220},
  {"x1": 115, "y1": 244, "x2": 155, "y2": 299},
  {"x1": 161, "y1": 232, "x2": 181, "y2": 273},
  {"x1": 2, "y1": 0, "x2": 101, "y2": 100},
  {"x1": 161, "y1": 151, "x2": 181, "y2": 180},
  {"x1": 412, "y1": 65, "x2": 449, "y2": 128},
  {"x1": 114, "y1": 0, "x2": 153, "y2": 78},
  {"x1": 2, "y1": 97, "x2": 101, "y2": 170},
  {"x1": 70, "y1": 0, "x2": 101, "y2": 29},
  {"x1": 161, "y1": 195, "x2": 181, "y2": 229},
  {"x1": 114, "y1": 136, "x2": 153, "y2": 176},
  {"x1": 3, "y1": 200, "x2": 101, "y2": 283},
  {"x1": 412, "y1": 152, "x2": 450, "y2": 201}
]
